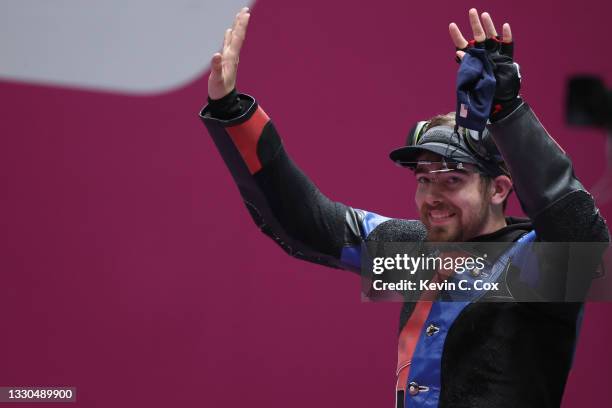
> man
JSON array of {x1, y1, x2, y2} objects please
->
[{"x1": 200, "y1": 7, "x2": 609, "y2": 408}]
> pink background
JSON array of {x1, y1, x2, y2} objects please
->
[{"x1": 2, "y1": 1, "x2": 611, "y2": 406}]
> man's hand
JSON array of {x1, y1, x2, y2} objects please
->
[
  {"x1": 449, "y1": 9, "x2": 521, "y2": 120},
  {"x1": 207, "y1": 7, "x2": 250, "y2": 101},
  {"x1": 449, "y1": 9, "x2": 512, "y2": 61}
]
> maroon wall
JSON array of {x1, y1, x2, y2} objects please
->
[{"x1": 2, "y1": 1, "x2": 611, "y2": 406}]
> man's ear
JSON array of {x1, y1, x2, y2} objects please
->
[{"x1": 490, "y1": 175, "x2": 513, "y2": 205}]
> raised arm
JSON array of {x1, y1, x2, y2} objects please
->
[
  {"x1": 201, "y1": 8, "x2": 425, "y2": 272},
  {"x1": 450, "y1": 9, "x2": 609, "y2": 243}
]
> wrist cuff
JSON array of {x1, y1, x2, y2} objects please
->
[{"x1": 207, "y1": 88, "x2": 244, "y2": 120}]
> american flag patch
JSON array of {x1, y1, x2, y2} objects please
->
[{"x1": 460, "y1": 103, "x2": 468, "y2": 118}]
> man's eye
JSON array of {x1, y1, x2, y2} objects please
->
[
  {"x1": 416, "y1": 177, "x2": 430, "y2": 184},
  {"x1": 446, "y1": 176, "x2": 461, "y2": 185}
]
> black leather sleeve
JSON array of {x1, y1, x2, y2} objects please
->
[
  {"x1": 200, "y1": 94, "x2": 375, "y2": 271},
  {"x1": 487, "y1": 103, "x2": 609, "y2": 243}
]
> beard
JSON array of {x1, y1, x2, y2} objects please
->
[
  {"x1": 427, "y1": 224, "x2": 460, "y2": 242},
  {"x1": 421, "y1": 201, "x2": 490, "y2": 242}
]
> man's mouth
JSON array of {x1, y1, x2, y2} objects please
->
[{"x1": 428, "y1": 209, "x2": 456, "y2": 224}]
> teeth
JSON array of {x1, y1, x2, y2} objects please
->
[{"x1": 430, "y1": 211, "x2": 454, "y2": 220}]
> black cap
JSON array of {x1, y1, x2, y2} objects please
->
[{"x1": 389, "y1": 126, "x2": 506, "y2": 177}]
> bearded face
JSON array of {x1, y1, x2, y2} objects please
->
[{"x1": 413, "y1": 153, "x2": 494, "y2": 242}]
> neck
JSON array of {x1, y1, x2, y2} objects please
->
[{"x1": 475, "y1": 212, "x2": 507, "y2": 238}]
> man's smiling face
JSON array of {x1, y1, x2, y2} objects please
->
[{"x1": 414, "y1": 151, "x2": 493, "y2": 242}]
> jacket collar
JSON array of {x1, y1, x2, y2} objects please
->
[{"x1": 468, "y1": 217, "x2": 532, "y2": 243}]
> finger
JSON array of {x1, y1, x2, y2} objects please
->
[
  {"x1": 456, "y1": 50, "x2": 466, "y2": 61},
  {"x1": 480, "y1": 12, "x2": 498, "y2": 38},
  {"x1": 502, "y1": 23, "x2": 512, "y2": 43},
  {"x1": 230, "y1": 9, "x2": 241, "y2": 32},
  {"x1": 223, "y1": 28, "x2": 232, "y2": 50},
  {"x1": 468, "y1": 8, "x2": 486, "y2": 42},
  {"x1": 231, "y1": 6, "x2": 249, "y2": 30},
  {"x1": 500, "y1": 23, "x2": 514, "y2": 57},
  {"x1": 229, "y1": 9, "x2": 251, "y2": 56},
  {"x1": 449, "y1": 23, "x2": 469, "y2": 49},
  {"x1": 226, "y1": 7, "x2": 249, "y2": 51},
  {"x1": 211, "y1": 53, "x2": 223, "y2": 73}
]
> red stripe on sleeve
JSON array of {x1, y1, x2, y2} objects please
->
[{"x1": 226, "y1": 106, "x2": 270, "y2": 175}]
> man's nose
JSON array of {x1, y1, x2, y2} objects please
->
[{"x1": 422, "y1": 184, "x2": 445, "y2": 206}]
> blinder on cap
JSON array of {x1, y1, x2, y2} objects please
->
[{"x1": 389, "y1": 124, "x2": 508, "y2": 177}]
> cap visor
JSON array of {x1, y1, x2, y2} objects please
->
[{"x1": 389, "y1": 143, "x2": 479, "y2": 167}]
